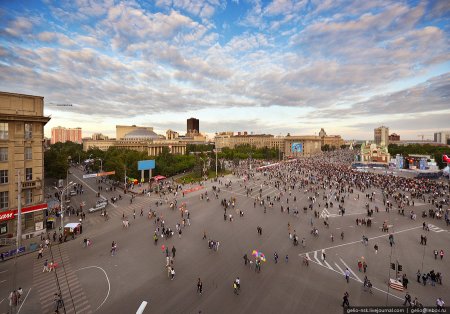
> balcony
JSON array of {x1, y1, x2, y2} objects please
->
[{"x1": 22, "y1": 180, "x2": 41, "y2": 189}]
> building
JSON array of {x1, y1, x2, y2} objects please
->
[
  {"x1": 213, "y1": 132, "x2": 322, "y2": 157},
  {"x1": 187, "y1": 118, "x2": 199, "y2": 135},
  {"x1": 166, "y1": 129, "x2": 179, "y2": 140},
  {"x1": 51, "y1": 126, "x2": 82, "y2": 144},
  {"x1": 83, "y1": 125, "x2": 187, "y2": 156},
  {"x1": 434, "y1": 131, "x2": 450, "y2": 145},
  {"x1": 0, "y1": 91, "x2": 50, "y2": 239},
  {"x1": 389, "y1": 133, "x2": 400, "y2": 142},
  {"x1": 359, "y1": 142, "x2": 390, "y2": 163},
  {"x1": 92, "y1": 133, "x2": 109, "y2": 140},
  {"x1": 374, "y1": 126, "x2": 389, "y2": 146},
  {"x1": 318, "y1": 128, "x2": 345, "y2": 148}
]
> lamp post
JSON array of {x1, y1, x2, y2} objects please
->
[{"x1": 60, "y1": 182, "x2": 74, "y2": 232}]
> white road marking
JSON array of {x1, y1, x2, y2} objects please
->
[
  {"x1": 17, "y1": 288, "x2": 31, "y2": 314},
  {"x1": 136, "y1": 301, "x2": 148, "y2": 314},
  {"x1": 339, "y1": 258, "x2": 362, "y2": 283},
  {"x1": 75, "y1": 266, "x2": 110, "y2": 312},
  {"x1": 300, "y1": 225, "x2": 422, "y2": 257},
  {"x1": 72, "y1": 173, "x2": 117, "y2": 208},
  {"x1": 323, "y1": 260, "x2": 333, "y2": 270},
  {"x1": 0, "y1": 280, "x2": 6, "y2": 284},
  {"x1": 313, "y1": 251, "x2": 323, "y2": 265},
  {"x1": 0, "y1": 270, "x2": 8, "y2": 274},
  {"x1": 334, "y1": 263, "x2": 344, "y2": 274}
]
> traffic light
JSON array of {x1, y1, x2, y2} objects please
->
[
  {"x1": 391, "y1": 263, "x2": 395, "y2": 270},
  {"x1": 398, "y1": 264, "x2": 403, "y2": 272}
]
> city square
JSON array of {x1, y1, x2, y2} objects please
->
[{"x1": 1, "y1": 152, "x2": 448, "y2": 313}]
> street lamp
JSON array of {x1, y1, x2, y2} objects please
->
[{"x1": 60, "y1": 181, "x2": 75, "y2": 232}]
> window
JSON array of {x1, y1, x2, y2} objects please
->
[
  {"x1": 0, "y1": 223, "x2": 7, "y2": 235},
  {"x1": 25, "y1": 189, "x2": 32, "y2": 205},
  {"x1": 25, "y1": 147, "x2": 32, "y2": 160},
  {"x1": 24, "y1": 213, "x2": 34, "y2": 229},
  {"x1": 25, "y1": 168, "x2": 32, "y2": 181},
  {"x1": 0, "y1": 191, "x2": 8, "y2": 209},
  {"x1": 0, "y1": 170, "x2": 7, "y2": 184},
  {"x1": 0, "y1": 123, "x2": 8, "y2": 140},
  {"x1": 0, "y1": 148, "x2": 6, "y2": 162},
  {"x1": 25, "y1": 123, "x2": 32, "y2": 140}
]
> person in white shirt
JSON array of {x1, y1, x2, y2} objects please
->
[{"x1": 436, "y1": 297, "x2": 445, "y2": 309}]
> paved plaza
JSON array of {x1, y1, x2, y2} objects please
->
[{"x1": 0, "y1": 154, "x2": 449, "y2": 314}]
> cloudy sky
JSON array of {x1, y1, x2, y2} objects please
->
[{"x1": 0, "y1": 0, "x2": 449, "y2": 140}]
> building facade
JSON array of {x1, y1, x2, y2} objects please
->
[
  {"x1": 0, "y1": 91, "x2": 50, "y2": 239},
  {"x1": 51, "y1": 126, "x2": 82, "y2": 144},
  {"x1": 434, "y1": 132, "x2": 450, "y2": 145},
  {"x1": 318, "y1": 129, "x2": 345, "y2": 148},
  {"x1": 187, "y1": 118, "x2": 199, "y2": 134},
  {"x1": 359, "y1": 143, "x2": 390, "y2": 163},
  {"x1": 374, "y1": 126, "x2": 389, "y2": 147},
  {"x1": 389, "y1": 133, "x2": 400, "y2": 142},
  {"x1": 213, "y1": 132, "x2": 322, "y2": 157}
]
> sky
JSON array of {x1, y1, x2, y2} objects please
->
[{"x1": 0, "y1": 0, "x2": 449, "y2": 140}]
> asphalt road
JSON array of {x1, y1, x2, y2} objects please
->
[{"x1": 0, "y1": 165, "x2": 449, "y2": 314}]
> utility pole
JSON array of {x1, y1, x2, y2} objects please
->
[{"x1": 17, "y1": 170, "x2": 22, "y2": 248}]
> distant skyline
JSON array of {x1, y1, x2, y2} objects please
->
[{"x1": 0, "y1": 0, "x2": 449, "y2": 140}]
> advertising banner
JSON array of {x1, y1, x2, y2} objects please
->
[
  {"x1": 138, "y1": 160, "x2": 155, "y2": 170},
  {"x1": 291, "y1": 143, "x2": 303, "y2": 153}
]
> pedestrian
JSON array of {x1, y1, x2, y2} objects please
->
[
  {"x1": 434, "y1": 249, "x2": 438, "y2": 259},
  {"x1": 341, "y1": 231, "x2": 344, "y2": 240},
  {"x1": 274, "y1": 252, "x2": 278, "y2": 263},
  {"x1": 357, "y1": 260, "x2": 362, "y2": 272},
  {"x1": 402, "y1": 274, "x2": 408, "y2": 289},
  {"x1": 172, "y1": 246, "x2": 176, "y2": 258},
  {"x1": 133, "y1": 209, "x2": 136, "y2": 219},
  {"x1": 416, "y1": 270, "x2": 421, "y2": 283},
  {"x1": 43, "y1": 259, "x2": 49, "y2": 272},
  {"x1": 344, "y1": 268, "x2": 350, "y2": 283},
  {"x1": 243, "y1": 254, "x2": 248, "y2": 265},
  {"x1": 171, "y1": 267, "x2": 175, "y2": 280},
  {"x1": 342, "y1": 292, "x2": 349, "y2": 307},
  {"x1": 440, "y1": 249, "x2": 444, "y2": 260},
  {"x1": 111, "y1": 241, "x2": 117, "y2": 256},
  {"x1": 140, "y1": 208, "x2": 143, "y2": 216},
  {"x1": 37, "y1": 247, "x2": 43, "y2": 259},
  {"x1": 203, "y1": 231, "x2": 207, "y2": 240},
  {"x1": 331, "y1": 233, "x2": 334, "y2": 242},
  {"x1": 285, "y1": 254, "x2": 289, "y2": 263},
  {"x1": 403, "y1": 293, "x2": 412, "y2": 306},
  {"x1": 374, "y1": 244, "x2": 378, "y2": 254},
  {"x1": 197, "y1": 278, "x2": 203, "y2": 295},
  {"x1": 322, "y1": 249, "x2": 326, "y2": 261},
  {"x1": 363, "y1": 261, "x2": 367, "y2": 273},
  {"x1": 436, "y1": 297, "x2": 445, "y2": 310}
]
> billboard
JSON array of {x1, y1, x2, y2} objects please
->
[
  {"x1": 291, "y1": 143, "x2": 303, "y2": 153},
  {"x1": 138, "y1": 160, "x2": 155, "y2": 170}
]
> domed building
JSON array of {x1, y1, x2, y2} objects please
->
[{"x1": 123, "y1": 128, "x2": 163, "y2": 141}]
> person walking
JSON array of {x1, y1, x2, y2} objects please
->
[
  {"x1": 172, "y1": 246, "x2": 176, "y2": 258},
  {"x1": 440, "y1": 249, "x2": 444, "y2": 260},
  {"x1": 363, "y1": 261, "x2": 367, "y2": 273},
  {"x1": 342, "y1": 292, "x2": 350, "y2": 307},
  {"x1": 374, "y1": 244, "x2": 378, "y2": 254},
  {"x1": 171, "y1": 267, "x2": 175, "y2": 280},
  {"x1": 403, "y1": 293, "x2": 412, "y2": 306},
  {"x1": 243, "y1": 254, "x2": 248, "y2": 265},
  {"x1": 434, "y1": 249, "x2": 438, "y2": 259},
  {"x1": 37, "y1": 247, "x2": 44, "y2": 259},
  {"x1": 416, "y1": 270, "x2": 421, "y2": 283},
  {"x1": 111, "y1": 241, "x2": 117, "y2": 256},
  {"x1": 43, "y1": 259, "x2": 50, "y2": 272},
  {"x1": 344, "y1": 268, "x2": 350, "y2": 283},
  {"x1": 274, "y1": 252, "x2": 278, "y2": 263},
  {"x1": 436, "y1": 297, "x2": 445, "y2": 309},
  {"x1": 197, "y1": 278, "x2": 203, "y2": 295}
]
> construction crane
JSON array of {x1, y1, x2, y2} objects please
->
[{"x1": 417, "y1": 134, "x2": 431, "y2": 141}]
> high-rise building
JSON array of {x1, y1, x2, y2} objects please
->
[
  {"x1": 187, "y1": 118, "x2": 199, "y2": 135},
  {"x1": 434, "y1": 132, "x2": 450, "y2": 144},
  {"x1": 51, "y1": 126, "x2": 82, "y2": 144},
  {"x1": 0, "y1": 91, "x2": 50, "y2": 239},
  {"x1": 389, "y1": 133, "x2": 400, "y2": 142},
  {"x1": 374, "y1": 126, "x2": 389, "y2": 147}
]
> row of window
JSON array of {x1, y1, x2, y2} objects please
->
[
  {"x1": 0, "y1": 122, "x2": 34, "y2": 140},
  {"x1": 0, "y1": 147, "x2": 33, "y2": 162},
  {"x1": 0, "y1": 190, "x2": 33, "y2": 209},
  {"x1": 0, "y1": 169, "x2": 33, "y2": 184}
]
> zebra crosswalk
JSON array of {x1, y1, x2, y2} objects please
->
[
  {"x1": 304, "y1": 250, "x2": 363, "y2": 282},
  {"x1": 33, "y1": 245, "x2": 92, "y2": 314},
  {"x1": 428, "y1": 224, "x2": 447, "y2": 233}
]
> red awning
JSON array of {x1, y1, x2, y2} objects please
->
[{"x1": 0, "y1": 203, "x2": 47, "y2": 222}]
